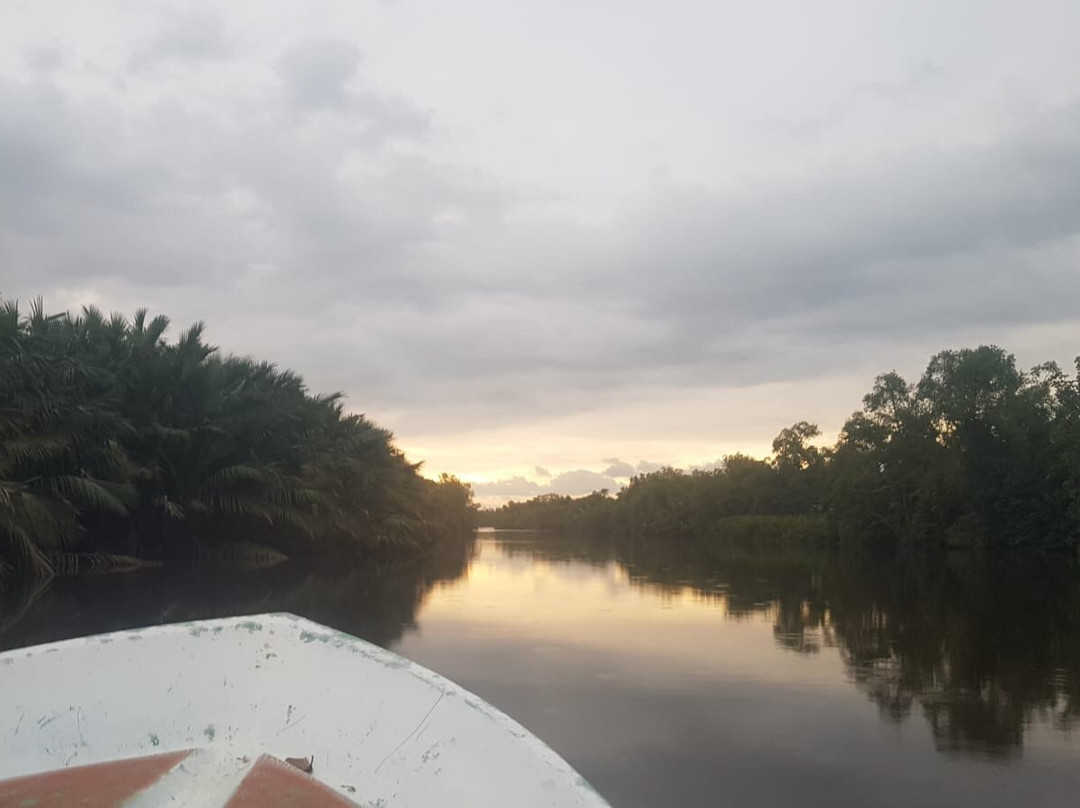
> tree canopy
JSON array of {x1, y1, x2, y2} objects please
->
[
  {"x1": 485, "y1": 345, "x2": 1080, "y2": 551},
  {"x1": 0, "y1": 297, "x2": 476, "y2": 580}
]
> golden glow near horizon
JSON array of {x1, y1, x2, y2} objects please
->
[
  {"x1": 402, "y1": 428, "x2": 777, "y2": 507},
  {"x1": 412, "y1": 539, "x2": 848, "y2": 689},
  {"x1": 394, "y1": 374, "x2": 870, "y2": 504}
]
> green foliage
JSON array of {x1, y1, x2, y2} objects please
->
[
  {"x1": 483, "y1": 491, "x2": 617, "y2": 533},
  {"x1": 831, "y1": 346, "x2": 1079, "y2": 548},
  {"x1": 484, "y1": 451, "x2": 830, "y2": 541},
  {"x1": 706, "y1": 514, "x2": 831, "y2": 547},
  {"x1": 0, "y1": 296, "x2": 477, "y2": 578},
  {"x1": 485, "y1": 344, "x2": 1080, "y2": 551}
]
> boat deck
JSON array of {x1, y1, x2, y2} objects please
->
[
  {"x1": 0, "y1": 614, "x2": 611, "y2": 808},
  {"x1": 0, "y1": 749, "x2": 360, "y2": 807}
]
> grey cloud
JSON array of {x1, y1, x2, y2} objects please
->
[
  {"x1": 534, "y1": 466, "x2": 551, "y2": 478},
  {"x1": 129, "y1": 9, "x2": 234, "y2": 70},
  {"x1": 360, "y1": 100, "x2": 1080, "y2": 434},
  {"x1": 276, "y1": 39, "x2": 430, "y2": 142},
  {"x1": 602, "y1": 460, "x2": 636, "y2": 477},
  {"x1": 3, "y1": 6, "x2": 1080, "y2": 447},
  {"x1": 0, "y1": 77, "x2": 177, "y2": 261},
  {"x1": 689, "y1": 459, "x2": 724, "y2": 473},
  {"x1": 549, "y1": 470, "x2": 619, "y2": 496},
  {"x1": 0, "y1": 60, "x2": 499, "y2": 306},
  {"x1": 769, "y1": 61, "x2": 943, "y2": 138},
  {"x1": 551, "y1": 103, "x2": 1080, "y2": 406},
  {"x1": 625, "y1": 101, "x2": 1080, "y2": 331},
  {"x1": 474, "y1": 468, "x2": 620, "y2": 504},
  {"x1": 852, "y1": 61, "x2": 943, "y2": 102},
  {"x1": 25, "y1": 47, "x2": 64, "y2": 73},
  {"x1": 277, "y1": 39, "x2": 361, "y2": 111},
  {"x1": 636, "y1": 461, "x2": 663, "y2": 474},
  {"x1": 471, "y1": 476, "x2": 545, "y2": 499}
]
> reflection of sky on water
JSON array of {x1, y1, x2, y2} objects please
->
[
  {"x1": 3, "y1": 533, "x2": 1076, "y2": 807},
  {"x1": 396, "y1": 539, "x2": 1080, "y2": 808},
  {"x1": 419, "y1": 542, "x2": 846, "y2": 691}
]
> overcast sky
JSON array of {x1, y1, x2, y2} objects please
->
[{"x1": 3, "y1": 1, "x2": 1080, "y2": 504}]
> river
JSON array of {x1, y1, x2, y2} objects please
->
[{"x1": 2, "y1": 530, "x2": 1079, "y2": 807}]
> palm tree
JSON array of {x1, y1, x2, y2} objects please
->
[
  {"x1": 0, "y1": 296, "x2": 478, "y2": 580},
  {"x1": 0, "y1": 299, "x2": 134, "y2": 576}
]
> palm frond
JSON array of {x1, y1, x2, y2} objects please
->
[
  {"x1": 49, "y1": 553, "x2": 161, "y2": 575},
  {"x1": 204, "y1": 464, "x2": 274, "y2": 490},
  {"x1": 153, "y1": 495, "x2": 185, "y2": 520},
  {"x1": 1, "y1": 435, "x2": 72, "y2": 468},
  {"x1": 211, "y1": 542, "x2": 289, "y2": 570},
  {"x1": 48, "y1": 475, "x2": 132, "y2": 516},
  {"x1": 1, "y1": 295, "x2": 480, "y2": 576}
]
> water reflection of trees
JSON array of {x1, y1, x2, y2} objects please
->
[
  {"x1": 5, "y1": 531, "x2": 1078, "y2": 758},
  {"x1": 824, "y1": 551, "x2": 1080, "y2": 758},
  {"x1": 0, "y1": 533, "x2": 477, "y2": 653},
  {"x1": 502, "y1": 533, "x2": 1080, "y2": 759}
]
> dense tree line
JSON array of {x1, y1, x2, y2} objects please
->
[
  {"x1": 485, "y1": 345, "x2": 1080, "y2": 550},
  {"x1": 0, "y1": 298, "x2": 477, "y2": 580}
]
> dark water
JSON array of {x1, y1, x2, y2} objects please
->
[{"x1": 2, "y1": 532, "x2": 1079, "y2": 807}]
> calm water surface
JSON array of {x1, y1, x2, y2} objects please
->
[{"x1": 2, "y1": 531, "x2": 1079, "y2": 807}]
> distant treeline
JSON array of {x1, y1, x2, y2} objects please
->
[
  {"x1": 483, "y1": 346, "x2": 1080, "y2": 550},
  {"x1": 0, "y1": 298, "x2": 477, "y2": 580}
]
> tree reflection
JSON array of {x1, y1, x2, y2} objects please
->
[
  {"x1": 5, "y1": 529, "x2": 1078, "y2": 760},
  {"x1": 820, "y1": 550, "x2": 1080, "y2": 757},
  {"x1": 0, "y1": 533, "x2": 477, "y2": 653},
  {"x1": 499, "y1": 533, "x2": 1080, "y2": 759}
]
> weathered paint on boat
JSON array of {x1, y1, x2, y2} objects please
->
[{"x1": 0, "y1": 613, "x2": 612, "y2": 807}]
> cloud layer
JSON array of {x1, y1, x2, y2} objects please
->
[{"x1": 3, "y1": 1, "x2": 1080, "y2": 495}]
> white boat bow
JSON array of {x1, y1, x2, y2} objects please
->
[{"x1": 0, "y1": 613, "x2": 612, "y2": 807}]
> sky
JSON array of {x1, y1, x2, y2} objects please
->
[{"x1": 3, "y1": 1, "x2": 1080, "y2": 505}]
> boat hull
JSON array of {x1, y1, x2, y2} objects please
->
[{"x1": 0, "y1": 613, "x2": 610, "y2": 807}]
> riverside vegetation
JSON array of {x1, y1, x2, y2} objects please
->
[
  {"x1": 485, "y1": 346, "x2": 1080, "y2": 553},
  {"x1": 0, "y1": 297, "x2": 477, "y2": 582},
  {"x1": 7, "y1": 291, "x2": 1080, "y2": 585}
]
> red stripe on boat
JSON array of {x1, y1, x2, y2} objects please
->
[
  {"x1": 225, "y1": 754, "x2": 358, "y2": 807},
  {"x1": 0, "y1": 750, "x2": 193, "y2": 807}
]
